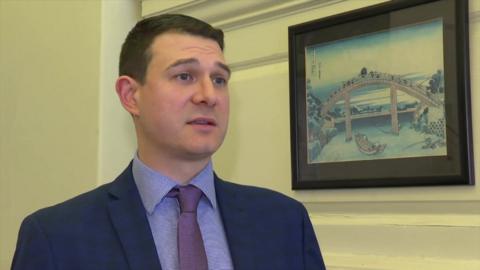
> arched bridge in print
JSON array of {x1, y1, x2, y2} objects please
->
[{"x1": 319, "y1": 71, "x2": 444, "y2": 141}]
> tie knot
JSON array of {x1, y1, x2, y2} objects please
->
[{"x1": 168, "y1": 185, "x2": 203, "y2": 213}]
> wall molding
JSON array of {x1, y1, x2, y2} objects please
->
[
  {"x1": 213, "y1": 0, "x2": 345, "y2": 31},
  {"x1": 306, "y1": 200, "x2": 480, "y2": 235},
  {"x1": 310, "y1": 213, "x2": 480, "y2": 227},
  {"x1": 308, "y1": 200, "x2": 480, "y2": 265},
  {"x1": 324, "y1": 252, "x2": 480, "y2": 270},
  {"x1": 304, "y1": 200, "x2": 480, "y2": 215},
  {"x1": 143, "y1": 0, "x2": 480, "y2": 27},
  {"x1": 146, "y1": 0, "x2": 205, "y2": 14},
  {"x1": 229, "y1": 52, "x2": 288, "y2": 71},
  {"x1": 142, "y1": 0, "x2": 346, "y2": 31},
  {"x1": 311, "y1": 212, "x2": 480, "y2": 265}
]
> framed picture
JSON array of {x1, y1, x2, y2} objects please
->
[{"x1": 289, "y1": 0, "x2": 473, "y2": 189}]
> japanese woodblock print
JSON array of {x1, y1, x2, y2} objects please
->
[{"x1": 305, "y1": 19, "x2": 446, "y2": 164}]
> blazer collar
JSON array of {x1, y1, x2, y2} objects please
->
[
  {"x1": 215, "y1": 175, "x2": 256, "y2": 270},
  {"x1": 107, "y1": 163, "x2": 162, "y2": 270},
  {"x1": 106, "y1": 166, "x2": 256, "y2": 270}
]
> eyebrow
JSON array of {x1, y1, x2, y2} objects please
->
[{"x1": 167, "y1": 58, "x2": 231, "y2": 77}]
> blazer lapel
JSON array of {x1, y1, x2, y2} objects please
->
[
  {"x1": 107, "y1": 164, "x2": 162, "y2": 270},
  {"x1": 215, "y1": 176, "x2": 256, "y2": 270}
]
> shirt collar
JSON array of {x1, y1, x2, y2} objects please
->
[{"x1": 132, "y1": 154, "x2": 217, "y2": 215}]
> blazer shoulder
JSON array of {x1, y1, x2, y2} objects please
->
[
  {"x1": 28, "y1": 163, "x2": 134, "y2": 226},
  {"x1": 27, "y1": 181, "x2": 112, "y2": 227},
  {"x1": 215, "y1": 176, "x2": 305, "y2": 211}
]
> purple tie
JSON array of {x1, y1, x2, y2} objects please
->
[{"x1": 168, "y1": 185, "x2": 208, "y2": 270}]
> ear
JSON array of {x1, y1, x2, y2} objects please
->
[{"x1": 115, "y1": 75, "x2": 141, "y2": 116}]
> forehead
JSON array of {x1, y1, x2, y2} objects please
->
[{"x1": 148, "y1": 32, "x2": 225, "y2": 66}]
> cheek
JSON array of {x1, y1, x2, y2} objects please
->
[
  {"x1": 217, "y1": 98, "x2": 230, "y2": 130},
  {"x1": 139, "y1": 94, "x2": 172, "y2": 126},
  {"x1": 218, "y1": 94, "x2": 230, "y2": 113},
  {"x1": 144, "y1": 91, "x2": 175, "y2": 113}
]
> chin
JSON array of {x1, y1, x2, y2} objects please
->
[{"x1": 184, "y1": 143, "x2": 221, "y2": 160}]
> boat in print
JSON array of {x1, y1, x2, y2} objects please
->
[{"x1": 354, "y1": 133, "x2": 387, "y2": 155}]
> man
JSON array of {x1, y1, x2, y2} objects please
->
[{"x1": 12, "y1": 14, "x2": 326, "y2": 270}]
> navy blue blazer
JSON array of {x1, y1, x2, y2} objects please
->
[{"x1": 12, "y1": 164, "x2": 325, "y2": 270}]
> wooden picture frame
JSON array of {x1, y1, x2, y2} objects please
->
[{"x1": 289, "y1": 0, "x2": 473, "y2": 189}]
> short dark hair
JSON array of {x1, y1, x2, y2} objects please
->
[{"x1": 119, "y1": 14, "x2": 224, "y2": 84}]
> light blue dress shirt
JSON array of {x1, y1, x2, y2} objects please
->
[{"x1": 132, "y1": 155, "x2": 234, "y2": 270}]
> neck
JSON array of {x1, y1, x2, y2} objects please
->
[{"x1": 136, "y1": 149, "x2": 210, "y2": 185}]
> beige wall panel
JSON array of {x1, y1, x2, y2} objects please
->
[
  {"x1": 223, "y1": 0, "x2": 387, "y2": 66},
  {"x1": 0, "y1": 1, "x2": 101, "y2": 269}
]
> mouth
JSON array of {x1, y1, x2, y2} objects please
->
[{"x1": 187, "y1": 117, "x2": 217, "y2": 126}]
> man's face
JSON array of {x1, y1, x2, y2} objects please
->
[{"x1": 133, "y1": 32, "x2": 230, "y2": 163}]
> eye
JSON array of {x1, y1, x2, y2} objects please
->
[
  {"x1": 175, "y1": 72, "x2": 194, "y2": 82},
  {"x1": 212, "y1": 76, "x2": 228, "y2": 87}
]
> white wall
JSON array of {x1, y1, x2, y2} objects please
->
[
  {"x1": 0, "y1": 1, "x2": 102, "y2": 269},
  {"x1": 0, "y1": 1, "x2": 139, "y2": 268}
]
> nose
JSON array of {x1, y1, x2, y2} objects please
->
[{"x1": 192, "y1": 77, "x2": 217, "y2": 106}]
